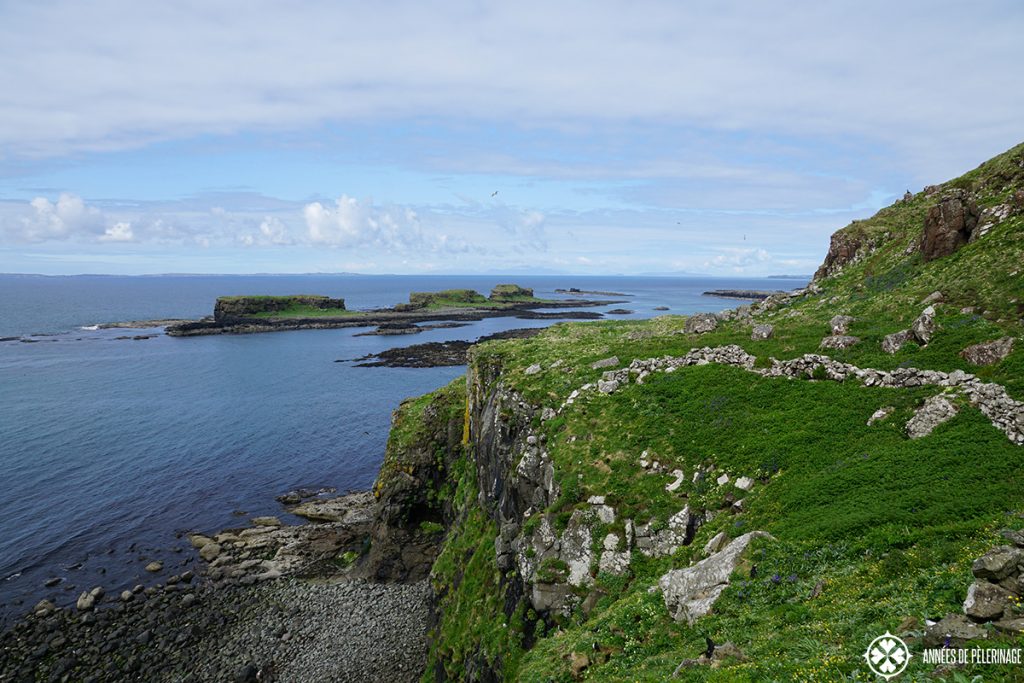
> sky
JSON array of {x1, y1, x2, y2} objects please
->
[{"x1": 0, "y1": 1, "x2": 1022, "y2": 276}]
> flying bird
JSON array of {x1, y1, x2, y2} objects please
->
[{"x1": 491, "y1": 190, "x2": 499, "y2": 197}]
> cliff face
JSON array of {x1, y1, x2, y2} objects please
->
[{"x1": 213, "y1": 295, "x2": 346, "y2": 322}]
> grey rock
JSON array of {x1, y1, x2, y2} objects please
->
[
  {"x1": 829, "y1": 315, "x2": 854, "y2": 335},
  {"x1": 922, "y1": 291, "x2": 944, "y2": 304},
  {"x1": 144, "y1": 561, "x2": 163, "y2": 573},
  {"x1": 960, "y1": 337, "x2": 1014, "y2": 366},
  {"x1": 964, "y1": 580, "x2": 1014, "y2": 622},
  {"x1": 867, "y1": 406, "x2": 893, "y2": 425},
  {"x1": 911, "y1": 306, "x2": 937, "y2": 345},
  {"x1": 750, "y1": 324, "x2": 773, "y2": 341},
  {"x1": 819, "y1": 335, "x2": 860, "y2": 350},
  {"x1": 882, "y1": 329, "x2": 915, "y2": 354},
  {"x1": 906, "y1": 395, "x2": 959, "y2": 438},
  {"x1": 703, "y1": 532, "x2": 727, "y2": 555},
  {"x1": 590, "y1": 356, "x2": 620, "y2": 370},
  {"x1": 76, "y1": 591, "x2": 95, "y2": 612},
  {"x1": 250, "y1": 516, "x2": 281, "y2": 527},
  {"x1": 924, "y1": 613, "x2": 987, "y2": 647},
  {"x1": 684, "y1": 313, "x2": 718, "y2": 334},
  {"x1": 659, "y1": 531, "x2": 774, "y2": 624},
  {"x1": 199, "y1": 543, "x2": 222, "y2": 562},
  {"x1": 972, "y1": 545, "x2": 1024, "y2": 581},
  {"x1": 597, "y1": 379, "x2": 620, "y2": 394},
  {"x1": 525, "y1": 363, "x2": 542, "y2": 375}
]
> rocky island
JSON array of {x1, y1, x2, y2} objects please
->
[
  {"x1": 3, "y1": 143, "x2": 1024, "y2": 681},
  {"x1": 165, "y1": 284, "x2": 618, "y2": 337}
]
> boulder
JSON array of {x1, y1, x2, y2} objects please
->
[
  {"x1": 963, "y1": 580, "x2": 1014, "y2": 622},
  {"x1": 525, "y1": 363, "x2": 542, "y2": 375},
  {"x1": 597, "y1": 379, "x2": 619, "y2": 394},
  {"x1": 921, "y1": 291, "x2": 944, "y2": 305},
  {"x1": 75, "y1": 591, "x2": 95, "y2": 612},
  {"x1": 921, "y1": 190, "x2": 979, "y2": 261},
  {"x1": 684, "y1": 314, "x2": 718, "y2": 334},
  {"x1": 867, "y1": 406, "x2": 893, "y2": 425},
  {"x1": 906, "y1": 395, "x2": 959, "y2": 439},
  {"x1": 734, "y1": 476, "x2": 754, "y2": 491},
  {"x1": 971, "y1": 545, "x2": 1024, "y2": 581},
  {"x1": 144, "y1": 561, "x2": 163, "y2": 573},
  {"x1": 750, "y1": 324, "x2": 773, "y2": 341},
  {"x1": 703, "y1": 532, "x2": 727, "y2": 555},
  {"x1": 960, "y1": 337, "x2": 1014, "y2": 366},
  {"x1": 882, "y1": 329, "x2": 915, "y2": 354},
  {"x1": 819, "y1": 335, "x2": 860, "y2": 350},
  {"x1": 829, "y1": 315, "x2": 854, "y2": 335},
  {"x1": 591, "y1": 356, "x2": 620, "y2": 370},
  {"x1": 923, "y1": 613, "x2": 987, "y2": 647},
  {"x1": 659, "y1": 531, "x2": 774, "y2": 624},
  {"x1": 911, "y1": 306, "x2": 937, "y2": 345},
  {"x1": 199, "y1": 543, "x2": 223, "y2": 562},
  {"x1": 250, "y1": 516, "x2": 281, "y2": 527}
]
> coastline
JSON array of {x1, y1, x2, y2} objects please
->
[{"x1": 0, "y1": 491, "x2": 433, "y2": 682}]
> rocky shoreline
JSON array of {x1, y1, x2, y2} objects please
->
[
  {"x1": 350, "y1": 327, "x2": 544, "y2": 367},
  {"x1": 702, "y1": 289, "x2": 783, "y2": 300},
  {"x1": 0, "y1": 491, "x2": 434, "y2": 682}
]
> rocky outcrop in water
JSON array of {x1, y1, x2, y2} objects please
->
[{"x1": 214, "y1": 295, "x2": 345, "y2": 322}]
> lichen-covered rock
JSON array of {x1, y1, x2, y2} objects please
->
[
  {"x1": 750, "y1": 324, "x2": 773, "y2": 341},
  {"x1": 591, "y1": 356, "x2": 620, "y2": 370},
  {"x1": 921, "y1": 190, "x2": 979, "y2": 261},
  {"x1": 684, "y1": 313, "x2": 718, "y2": 334},
  {"x1": 829, "y1": 315, "x2": 854, "y2": 335},
  {"x1": 963, "y1": 580, "x2": 1014, "y2": 622},
  {"x1": 972, "y1": 545, "x2": 1024, "y2": 581},
  {"x1": 906, "y1": 395, "x2": 959, "y2": 438},
  {"x1": 882, "y1": 329, "x2": 915, "y2": 354},
  {"x1": 659, "y1": 531, "x2": 774, "y2": 624},
  {"x1": 960, "y1": 337, "x2": 1014, "y2": 366},
  {"x1": 819, "y1": 335, "x2": 860, "y2": 350},
  {"x1": 924, "y1": 613, "x2": 987, "y2": 647},
  {"x1": 911, "y1": 305, "x2": 937, "y2": 344}
]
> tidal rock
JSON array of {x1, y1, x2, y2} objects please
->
[
  {"x1": 819, "y1": 335, "x2": 860, "y2": 350},
  {"x1": 906, "y1": 395, "x2": 959, "y2": 438},
  {"x1": 75, "y1": 591, "x2": 95, "y2": 611},
  {"x1": 922, "y1": 190, "x2": 979, "y2": 261},
  {"x1": 924, "y1": 613, "x2": 987, "y2": 647},
  {"x1": 659, "y1": 531, "x2": 774, "y2": 624},
  {"x1": 189, "y1": 534, "x2": 214, "y2": 549},
  {"x1": 250, "y1": 516, "x2": 281, "y2": 527},
  {"x1": 960, "y1": 337, "x2": 1014, "y2": 366},
  {"x1": 963, "y1": 580, "x2": 1013, "y2": 622},
  {"x1": 882, "y1": 329, "x2": 915, "y2": 354},
  {"x1": 199, "y1": 543, "x2": 222, "y2": 562},
  {"x1": 829, "y1": 315, "x2": 854, "y2": 335},
  {"x1": 750, "y1": 324, "x2": 773, "y2": 341},
  {"x1": 144, "y1": 561, "x2": 163, "y2": 573},
  {"x1": 684, "y1": 314, "x2": 718, "y2": 334}
]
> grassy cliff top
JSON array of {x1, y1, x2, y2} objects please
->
[{"x1": 420, "y1": 142, "x2": 1024, "y2": 681}]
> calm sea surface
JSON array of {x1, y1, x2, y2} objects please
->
[{"x1": 0, "y1": 273, "x2": 805, "y2": 624}]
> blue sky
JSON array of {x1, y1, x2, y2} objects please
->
[{"x1": 0, "y1": 1, "x2": 1022, "y2": 275}]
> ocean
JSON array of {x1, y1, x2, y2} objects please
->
[{"x1": 0, "y1": 273, "x2": 805, "y2": 624}]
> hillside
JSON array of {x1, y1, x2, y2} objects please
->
[{"x1": 370, "y1": 143, "x2": 1024, "y2": 681}]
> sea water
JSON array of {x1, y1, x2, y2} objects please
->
[{"x1": 0, "y1": 273, "x2": 805, "y2": 624}]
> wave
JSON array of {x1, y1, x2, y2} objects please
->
[{"x1": 80, "y1": 325, "x2": 100, "y2": 331}]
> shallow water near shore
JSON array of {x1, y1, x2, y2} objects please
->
[{"x1": 0, "y1": 273, "x2": 804, "y2": 625}]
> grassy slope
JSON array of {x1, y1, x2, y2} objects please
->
[{"x1": 423, "y1": 143, "x2": 1024, "y2": 681}]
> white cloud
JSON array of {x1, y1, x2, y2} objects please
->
[
  {"x1": 12, "y1": 194, "x2": 103, "y2": 242},
  {"x1": 304, "y1": 195, "x2": 443, "y2": 252},
  {"x1": 0, "y1": 1, "x2": 1020, "y2": 177},
  {"x1": 99, "y1": 221, "x2": 134, "y2": 242}
]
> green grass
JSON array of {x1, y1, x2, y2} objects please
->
[
  {"x1": 250, "y1": 305, "x2": 359, "y2": 318},
  {"x1": 416, "y1": 141, "x2": 1024, "y2": 681}
]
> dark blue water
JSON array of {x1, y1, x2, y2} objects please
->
[{"x1": 0, "y1": 274, "x2": 805, "y2": 623}]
